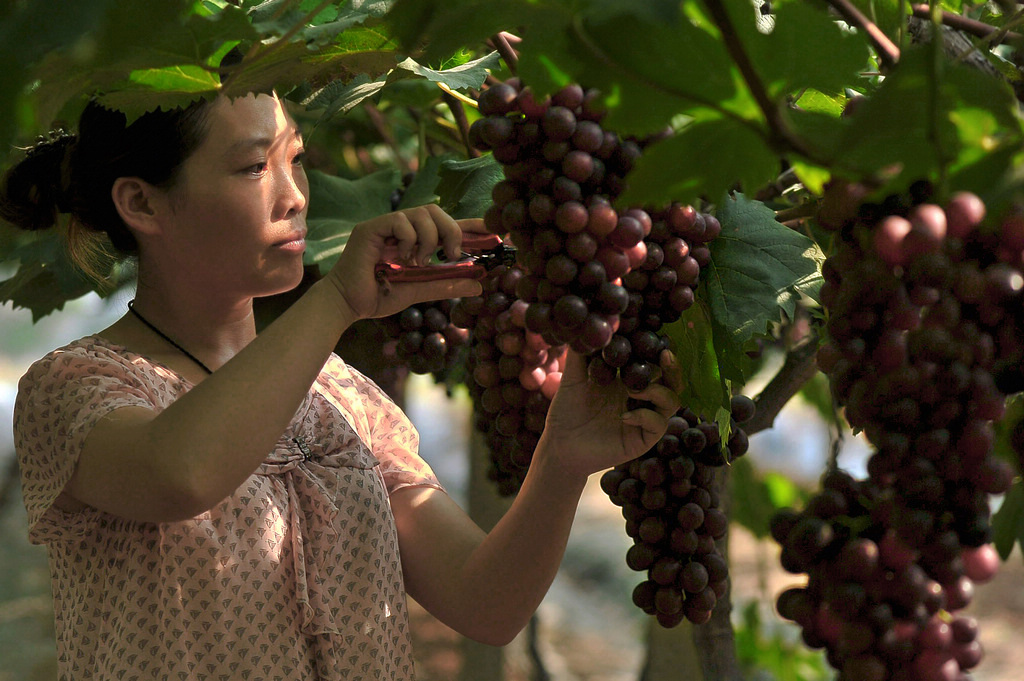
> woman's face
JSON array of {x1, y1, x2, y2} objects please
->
[{"x1": 154, "y1": 92, "x2": 309, "y2": 299}]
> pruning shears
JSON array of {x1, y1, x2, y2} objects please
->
[{"x1": 374, "y1": 233, "x2": 516, "y2": 283}]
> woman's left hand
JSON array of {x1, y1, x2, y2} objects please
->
[{"x1": 539, "y1": 348, "x2": 684, "y2": 480}]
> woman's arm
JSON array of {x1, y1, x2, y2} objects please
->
[
  {"x1": 392, "y1": 350, "x2": 682, "y2": 646},
  {"x1": 65, "y1": 206, "x2": 483, "y2": 523}
]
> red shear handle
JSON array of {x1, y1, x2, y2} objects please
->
[{"x1": 374, "y1": 260, "x2": 489, "y2": 282}]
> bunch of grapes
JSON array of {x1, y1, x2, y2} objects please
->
[
  {"x1": 772, "y1": 471, "x2": 999, "y2": 681},
  {"x1": 587, "y1": 203, "x2": 721, "y2": 390},
  {"x1": 450, "y1": 264, "x2": 567, "y2": 494},
  {"x1": 770, "y1": 183, "x2": 1024, "y2": 680},
  {"x1": 379, "y1": 300, "x2": 470, "y2": 379},
  {"x1": 470, "y1": 79, "x2": 648, "y2": 355},
  {"x1": 600, "y1": 395, "x2": 755, "y2": 627}
]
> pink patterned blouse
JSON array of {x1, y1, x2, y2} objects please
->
[{"x1": 14, "y1": 335, "x2": 445, "y2": 681}]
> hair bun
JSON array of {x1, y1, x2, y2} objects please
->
[{"x1": 0, "y1": 130, "x2": 77, "y2": 231}]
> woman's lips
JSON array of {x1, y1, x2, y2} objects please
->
[{"x1": 273, "y1": 232, "x2": 306, "y2": 252}]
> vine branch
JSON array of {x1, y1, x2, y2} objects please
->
[
  {"x1": 489, "y1": 32, "x2": 520, "y2": 75},
  {"x1": 745, "y1": 337, "x2": 821, "y2": 436},
  {"x1": 442, "y1": 90, "x2": 479, "y2": 158},
  {"x1": 701, "y1": 0, "x2": 831, "y2": 166},
  {"x1": 363, "y1": 102, "x2": 412, "y2": 174},
  {"x1": 823, "y1": 0, "x2": 901, "y2": 70},
  {"x1": 910, "y1": 4, "x2": 1023, "y2": 42}
]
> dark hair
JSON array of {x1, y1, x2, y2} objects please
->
[{"x1": 0, "y1": 98, "x2": 213, "y2": 276}]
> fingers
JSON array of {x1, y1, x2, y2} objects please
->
[
  {"x1": 390, "y1": 276, "x2": 483, "y2": 309},
  {"x1": 627, "y1": 381, "x2": 681, "y2": 419},
  {"x1": 621, "y1": 407, "x2": 671, "y2": 450},
  {"x1": 456, "y1": 217, "x2": 488, "y2": 234},
  {"x1": 402, "y1": 206, "x2": 441, "y2": 266},
  {"x1": 658, "y1": 348, "x2": 684, "y2": 395},
  {"x1": 363, "y1": 205, "x2": 464, "y2": 266},
  {"x1": 559, "y1": 349, "x2": 588, "y2": 385}
]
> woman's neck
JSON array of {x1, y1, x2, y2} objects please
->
[{"x1": 115, "y1": 281, "x2": 259, "y2": 374}]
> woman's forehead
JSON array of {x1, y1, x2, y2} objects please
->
[{"x1": 205, "y1": 92, "x2": 299, "y2": 148}]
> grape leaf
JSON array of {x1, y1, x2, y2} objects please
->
[
  {"x1": 434, "y1": 155, "x2": 503, "y2": 220},
  {"x1": 705, "y1": 193, "x2": 824, "y2": 349},
  {"x1": 992, "y1": 481, "x2": 1024, "y2": 560},
  {"x1": 0, "y1": 230, "x2": 126, "y2": 320},
  {"x1": 304, "y1": 72, "x2": 390, "y2": 123},
  {"x1": 389, "y1": 52, "x2": 501, "y2": 91},
  {"x1": 385, "y1": 0, "x2": 541, "y2": 65},
  {"x1": 617, "y1": 117, "x2": 779, "y2": 207},
  {"x1": 731, "y1": 0, "x2": 872, "y2": 100},
  {"x1": 836, "y1": 46, "x2": 1023, "y2": 193},
  {"x1": 663, "y1": 303, "x2": 730, "y2": 421},
  {"x1": 515, "y1": 5, "x2": 760, "y2": 137},
  {"x1": 304, "y1": 168, "x2": 402, "y2": 272},
  {"x1": 222, "y1": 27, "x2": 400, "y2": 99},
  {"x1": 397, "y1": 156, "x2": 442, "y2": 209},
  {"x1": 98, "y1": 67, "x2": 222, "y2": 119}
]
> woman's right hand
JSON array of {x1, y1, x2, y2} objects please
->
[{"x1": 323, "y1": 204, "x2": 485, "y2": 321}]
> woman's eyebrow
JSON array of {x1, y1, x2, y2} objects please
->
[{"x1": 224, "y1": 127, "x2": 302, "y2": 156}]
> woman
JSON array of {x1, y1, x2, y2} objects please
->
[{"x1": 2, "y1": 91, "x2": 681, "y2": 680}]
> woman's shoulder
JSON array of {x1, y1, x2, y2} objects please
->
[
  {"x1": 18, "y1": 334, "x2": 179, "y2": 398},
  {"x1": 22, "y1": 335, "x2": 133, "y2": 380}
]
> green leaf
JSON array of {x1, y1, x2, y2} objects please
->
[
  {"x1": 304, "y1": 72, "x2": 389, "y2": 127},
  {"x1": 385, "y1": 0, "x2": 538, "y2": 65},
  {"x1": 992, "y1": 481, "x2": 1024, "y2": 560},
  {"x1": 705, "y1": 193, "x2": 825, "y2": 349},
  {"x1": 836, "y1": 46, "x2": 1024, "y2": 193},
  {"x1": 304, "y1": 168, "x2": 402, "y2": 272},
  {"x1": 0, "y1": 230, "x2": 123, "y2": 320},
  {"x1": 618, "y1": 118, "x2": 778, "y2": 207},
  {"x1": 517, "y1": 5, "x2": 760, "y2": 137},
  {"x1": 397, "y1": 155, "x2": 442, "y2": 209},
  {"x1": 435, "y1": 155, "x2": 504, "y2": 219},
  {"x1": 222, "y1": 27, "x2": 400, "y2": 99},
  {"x1": 97, "y1": 66, "x2": 222, "y2": 119},
  {"x1": 848, "y1": 0, "x2": 905, "y2": 39},
  {"x1": 737, "y1": 0, "x2": 872, "y2": 100},
  {"x1": 391, "y1": 52, "x2": 501, "y2": 91},
  {"x1": 663, "y1": 303, "x2": 729, "y2": 420}
]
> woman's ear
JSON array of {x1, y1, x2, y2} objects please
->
[{"x1": 111, "y1": 177, "x2": 164, "y2": 237}]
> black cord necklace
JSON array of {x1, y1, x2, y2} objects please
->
[{"x1": 127, "y1": 299, "x2": 214, "y2": 375}]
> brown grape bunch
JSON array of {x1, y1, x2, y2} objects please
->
[
  {"x1": 469, "y1": 79, "x2": 648, "y2": 357},
  {"x1": 450, "y1": 264, "x2": 566, "y2": 494},
  {"x1": 587, "y1": 203, "x2": 721, "y2": 391},
  {"x1": 379, "y1": 300, "x2": 470, "y2": 380},
  {"x1": 771, "y1": 182, "x2": 1023, "y2": 681},
  {"x1": 601, "y1": 396, "x2": 754, "y2": 627}
]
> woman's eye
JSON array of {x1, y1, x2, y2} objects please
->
[
  {"x1": 246, "y1": 162, "x2": 268, "y2": 176},
  {"x1": 292, "y1": 151, "x2": 306, "y2": 166}
]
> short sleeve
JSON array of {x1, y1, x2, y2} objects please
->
[
  {"x1": 13, "y1": 346, "x2": 155, "y2": 543},
  {"x1": 318, "y1": 356, "x2": 444, "y2": 496}
]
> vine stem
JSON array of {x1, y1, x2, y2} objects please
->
[
  {"x1": 489, "y1": 32, "x2": 519, "y2": 75},
  {"x1": 437, "y1": 81, "x2": 478, "y2": 108},
  {"x1": 823, "y1": 0, "x2": 901, "y2": 69},
  {"x1": 441, "y1": 90, "x2": 479, "y2": 158},
  {"x1": 700, "y1": 0, "x2": 830, "y2": 165},
  {"x1": 910, "y1": 4, "x2": 1023, "y2": 41},
  {"x1": 745, "y1": 337, "x2": 821, "y2": 436},
  {"x1": 363, "y1": 103, "x2": 412, "y2": 174}
]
